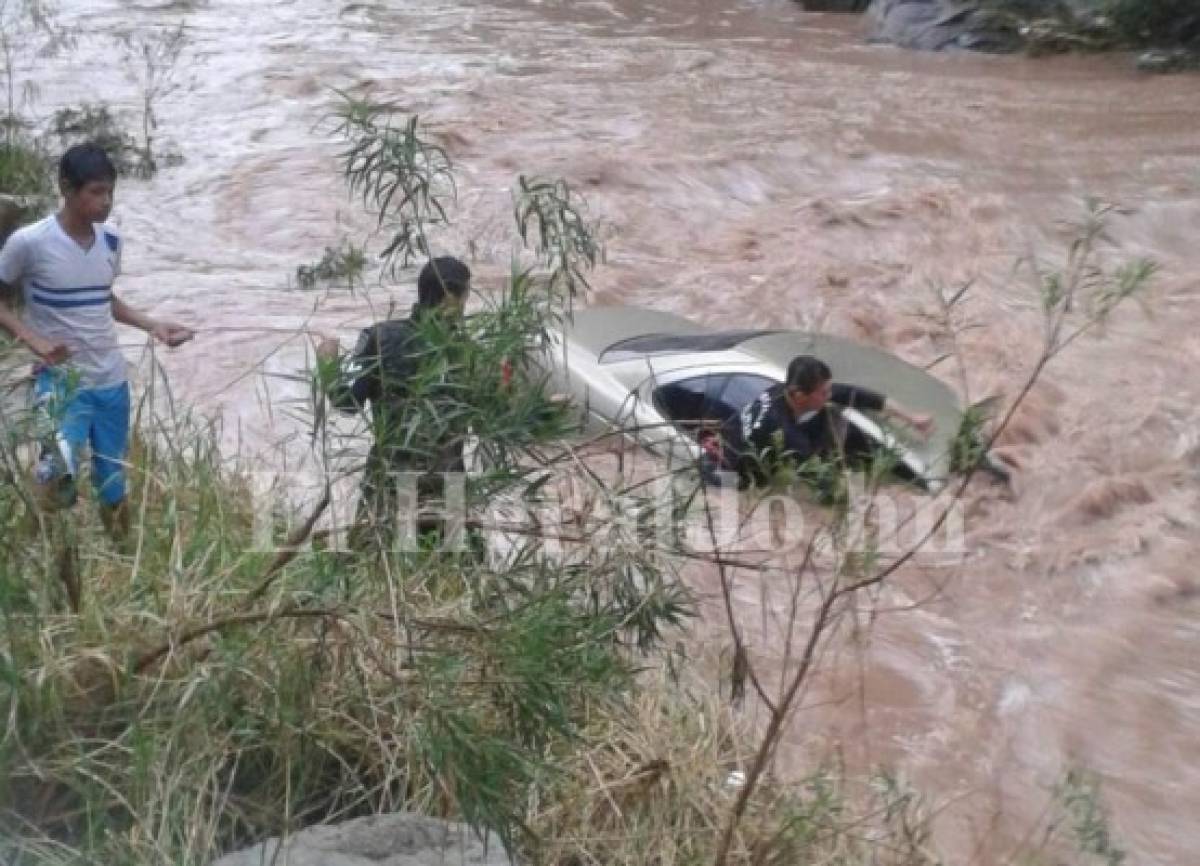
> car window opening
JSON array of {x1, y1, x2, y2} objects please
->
[{"x1": 653, "y1": 373, "x2": 775, "y2": 441}]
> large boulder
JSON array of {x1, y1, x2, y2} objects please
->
[
  {"x1": 865, "y1": 0, "x2": 1027, "y2": 52},
  {"x1": 209, "y1": 812, "x2": 514, "y2": 866}
]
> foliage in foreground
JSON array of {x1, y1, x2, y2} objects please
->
[
  {"x1": 0, "y1": 428, "x2": 1131, "y2": 866},
  {"x1": 0, "y1": 365, "x2": 960, "y2": 866},
  {"x1": 0, "y1": 394, "x2": 670, "y2": 862}
]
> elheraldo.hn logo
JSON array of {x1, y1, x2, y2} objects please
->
[{"x1": 247, "y1": 471, "x2": 967, "y2": 564}]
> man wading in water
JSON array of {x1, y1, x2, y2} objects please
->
[
  {"x1": 316, "y1": 256, "x2": 471, "y2": 550},
  {"x1": 711, "y1": 354, "x2": 933, "y2": 499}
]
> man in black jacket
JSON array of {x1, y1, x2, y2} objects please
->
[
  {"x1": 316, "y1": 256, "x2": 471, "y2": 548},
  {"x1": 715, "y1": 354, "x2": 932, "y2": 492}
]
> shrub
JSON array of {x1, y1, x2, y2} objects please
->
[
  {"x1": 1105, "y1": 0, "x2": 1200, "y2": 47},
  {"x1": 0, "y1": 133, "x2": 52, "y2": 247},
  {"x1": 49, "y1": 104, "x2": 140, "y2": 176},
  {"x1": 294, "y1": 239, "x2": 368, "y2": 291},
  {"x1": 978, "y1": 0, "x2": 1200, "y2": 54}
]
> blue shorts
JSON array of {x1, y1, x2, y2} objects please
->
[{"x1": 34, "y1": 369, "x2": 131, "y2": 506}]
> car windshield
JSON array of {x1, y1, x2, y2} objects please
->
[{"x1": 599, "y1": 329, "x2": 779, "y2": 364}]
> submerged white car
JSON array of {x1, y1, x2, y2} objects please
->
[{"x1": 541, "y1": 306, "x2": 993, "y2": 492}]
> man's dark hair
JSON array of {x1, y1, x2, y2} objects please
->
[
  {"x1": 416, "y1": 257, "x2": 471, "y2": 309},
  {"x1": 785, "y1": 355, "x2": 832, "y2": 394},
  {"x1": 59, "y1": 143, "x2": 117, "y2": 191}
]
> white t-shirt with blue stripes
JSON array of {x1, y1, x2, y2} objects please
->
[{"x1": 0, "y1": 215, "x2": 127, "y2": 389}]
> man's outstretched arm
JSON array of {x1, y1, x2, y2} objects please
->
[
  {"x1": 880, "y1": 400, "x2": 934, "y2": 436},
  {"x1": 831, "y1": 383, "x2": 932, "y2": 437}
]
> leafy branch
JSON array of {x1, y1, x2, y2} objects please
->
[
  {"x1": 514, "y1": 174, "x2": 600, "y2": 314},
  {"x1": 329, "y1": 94, "x2": 456, "y2": 276}
]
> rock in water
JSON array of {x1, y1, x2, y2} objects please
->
[
  {"x1": 1136, "y1": 48, "x2": 1200, "y2": 72},
  {"x1": 797, "y1": 0, "x2": 873, "y2": 11},
  {"x1": 866, "y1": 0, "x2": 1025, "y2": 52},
  {"x1": 210, "y1": 813, "x2": 513, "y2": 866}
]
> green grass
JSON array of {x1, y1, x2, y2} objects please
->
[{"x1": 0, "y1": 334, "x2": 687, "y2": 863}]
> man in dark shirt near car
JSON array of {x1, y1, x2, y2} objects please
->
[
  {"x1": 316, "y1": 256, "x2": 471, "y2": 549},
  {"x1": 714, "y1": 354, "x2": 933, "y2": 491}
]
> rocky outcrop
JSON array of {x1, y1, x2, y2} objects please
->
[
  {"x1": 823, "y1": 0, "x2": 1200, "y2": 60},
  {"x1": 210, "y1": 813, "x2": 514, "y2": 866}
]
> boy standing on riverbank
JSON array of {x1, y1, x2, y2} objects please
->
[{"x1": 0, "y1": 143, "x2": 194, "y2": 541}]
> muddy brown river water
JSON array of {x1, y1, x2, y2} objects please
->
[{"x1": 30, "y1": 0, "x2": 1200, "y2": 862}]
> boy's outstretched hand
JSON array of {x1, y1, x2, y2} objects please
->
[
  {"x1": 152, "y1": 321, "x2": 195, "y2": 347},
  {"x1": 26, "y1": 334, "x2": 70, "y2": 366}
]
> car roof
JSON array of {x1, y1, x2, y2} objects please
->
[
  {"x1": 557, "y1": 306, "x2": 709, "y2": 358},
  {"x1": 561, "y1": 308, "x2": 953, "y2": 405},
  {"x1": 599, "y1": 329, "x2": 782, "y2": 363}
]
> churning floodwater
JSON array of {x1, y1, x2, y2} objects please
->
[{"x1": 30, "y1": 0, "x2": 1200, "y2": 862}]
